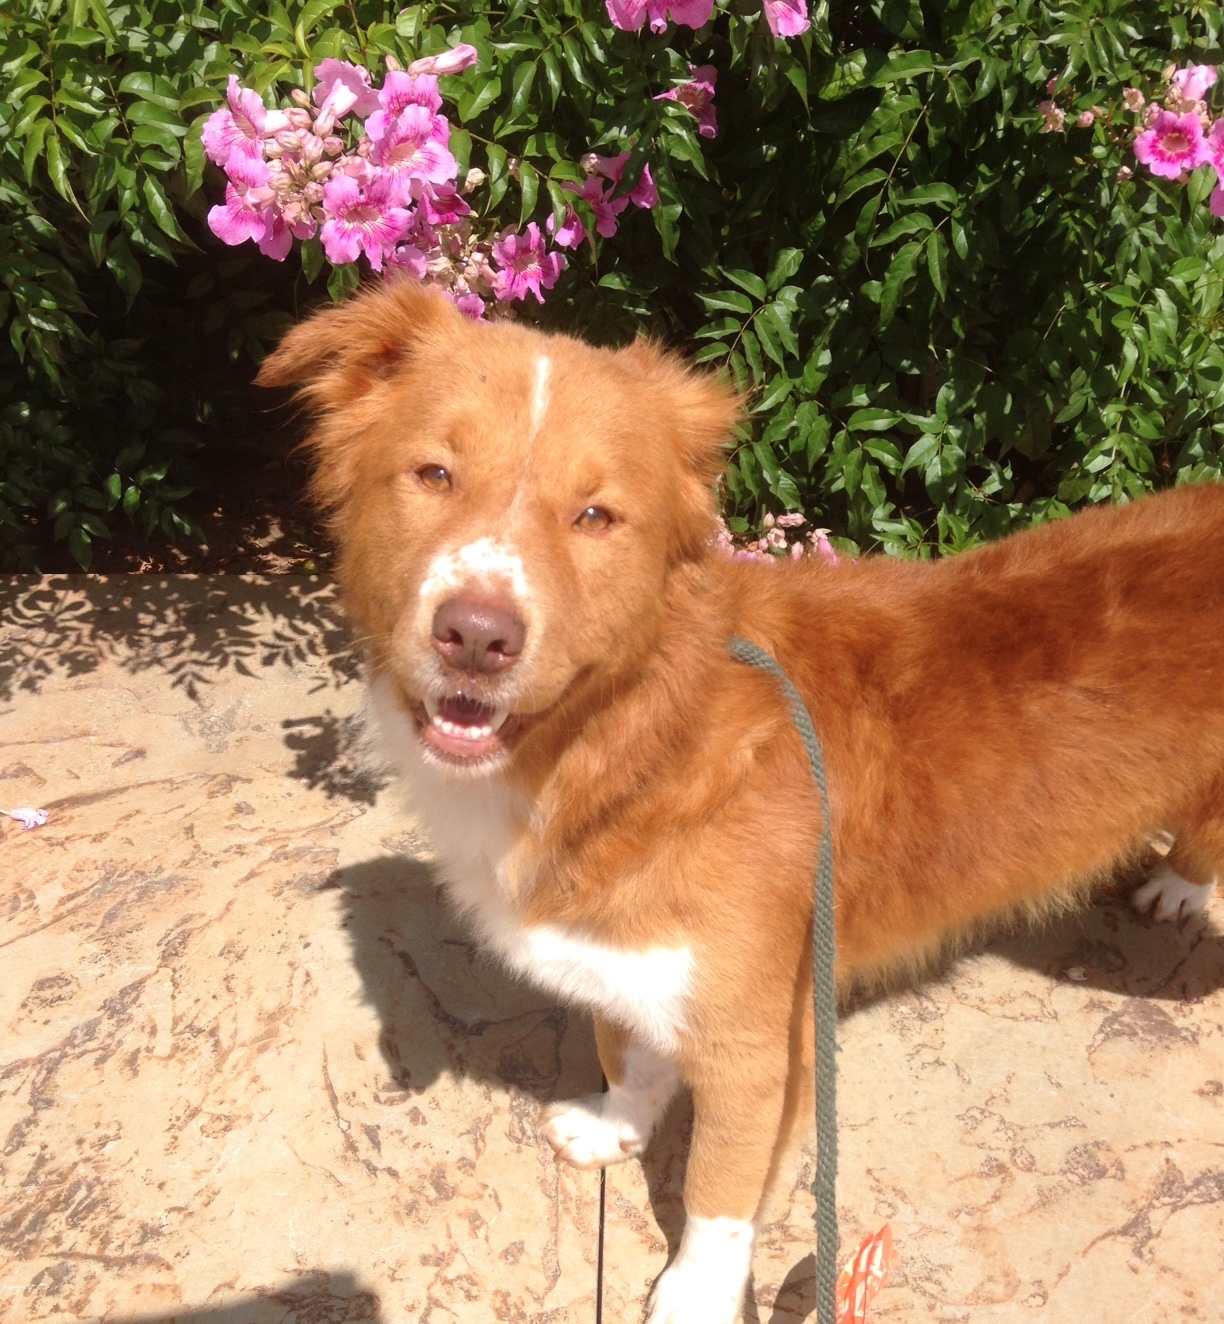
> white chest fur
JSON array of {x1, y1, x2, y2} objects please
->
[{"x1": 367, "y1": 676, "x2": 693, "y2": 1056}]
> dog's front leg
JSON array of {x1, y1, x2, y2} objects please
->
[
  {"x1": 646, "y1": 1044, "x2": 790, "y2": 1324},
  {"x1": 543, "y1": 1018, "x2": 680, "y2": 1168}
]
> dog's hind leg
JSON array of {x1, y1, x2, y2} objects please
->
[
  {"x1": 1132, "y1": 792, "x2": 1224, "y2": 923},
  {"x1": 541, "y1": 1017, "x2": 679, "y2": 1169}
]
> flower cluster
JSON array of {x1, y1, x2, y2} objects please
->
[
  {"x1": 715, "y1": 512, "x2": 840, "y2": 563},
  {"x1": 606, "y1": 0, "x2": 808, "y2": 38},
  {"x1": 205, "y1": 48, "x2": 593, "y2": 316},
  {"x1": 1126, "y1": 64, "x2": 1223, "y2": 215}
]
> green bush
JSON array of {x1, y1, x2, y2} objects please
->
[{"x1": 4, "y1": 0, "x2": 1224, "y2": 566}]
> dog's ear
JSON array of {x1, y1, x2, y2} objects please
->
[
  {"x1": 256, "y1": 278, "x2": 457, "y2": 408},
  {"x1": 618, "y1": 340, "x2": 743, "y2": 559},
  {"x1": 258, "y1": 280, "x2": 459, "y2": 516}
]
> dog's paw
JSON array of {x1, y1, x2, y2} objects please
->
[
  {"x1": 541, "y1": 1094, "x2": 646, "y2": 1168},
  {"x1": 644, "y1": 1217, "x2": 753, "y2": 1324},
  {"x1": 1132, "y1": 863, "x2": 1217, "y2": 923}
]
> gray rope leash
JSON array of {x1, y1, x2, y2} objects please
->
[{"x1": 727, "y1": 635, "x2": 838, "y2": 1324}]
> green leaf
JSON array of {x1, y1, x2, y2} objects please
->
[
  {"x1": 295, "y1": 0, "x2": 344, "y2": 53},
  {"x1": 518, "y1": 160, "x2": 539, "y2": 227},
  {"x1": 142, "y1": 175, "x2": 186, "y2": 242},
  {"x1": 766, "y1": 249, "x2": 804, "y2": 292},
  {"x1": 721, "y1": 268, "x2": 767, "y2": 301},
  {"x1": 696, "y1": 289, "x2": 753, "y2": 315},
  {"x1": 926, "y1": 230, "x2": 948, "y2": 299},
  {"x1": 879, "y1": 241, "x2": 922, "y2": 327}
]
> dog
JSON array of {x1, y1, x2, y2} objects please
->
[{"x1": 259, "y1": 280, "x2": 1224, "y2": 1324}]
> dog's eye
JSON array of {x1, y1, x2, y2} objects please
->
[
  {"x1": 574, "y1": 506, "x2": 614, "y2": 534},
  {"x1": 416, "y1": 465, "x2": 452, "y2": 494}
]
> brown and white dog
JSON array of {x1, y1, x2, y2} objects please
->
[{"x1": 259, "y1": 280, "x2": 1224, "y2": 1324}]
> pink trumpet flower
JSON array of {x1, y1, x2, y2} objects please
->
[
  {"x1": 763, "y1": 0, "x2": 810, "y2": 37},
  {"x1": 408, "y1": 44, "x2": 480, "y2": 77},
  {"x1": 1134, "y1": 110, "x2": 1212, "y2": 178}
]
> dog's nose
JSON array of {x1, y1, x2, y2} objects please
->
[{"x1": 431, "y1": 596, "x2": 526, "y2": 674}]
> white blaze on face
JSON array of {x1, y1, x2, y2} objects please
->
[
  {"x1": 529, "y1": 354, "x2": 551, "y2": 441},
  {"x1": 509, "y1": 354, "x2": 551, "y2": 519}
]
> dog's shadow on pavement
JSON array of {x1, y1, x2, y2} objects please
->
[{"x1": 320, "y1": 853, "x2": 604, "y2": 1106}]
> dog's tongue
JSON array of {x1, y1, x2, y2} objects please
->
[
  {"x1": 421, "y1": 693, "x2": 512, "y2": 763},
  {"x1": 439, "y1": 695, "x2": 495, "y2": 725}
]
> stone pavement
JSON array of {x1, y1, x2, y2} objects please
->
[{"x1": 1, "y1": 574, "x2": 1222, "y2": 1324}]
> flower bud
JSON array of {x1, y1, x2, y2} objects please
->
[
  {"x1": 461, "y1": 166, "x2": 487, "y2": 194},
  {"x1": 323, "y1": 135, "x2": 344, "y2": 156},
  {"x1": 1045, "y1": 76, "x2": 1058, "y2": 95},
  {"x1": 290, "y1": 88, "x2": 311, "y2": 108},
  {"x1": 1076, "y1": 109, "x2": 1095, "y2": 128},
  {"x1": 1116, "y1": 165, "x2": 1134, "y2": 181},
  {"x1": 580, "y1": 152, "x2": 600, "y2": 175},
  {"x1": 288, "y1": 107, "x2": 314, "y2": 130},
  {"x1": 311, "y1": 160, "x2": 333, "y2": 181},
  {"x1": 1122, "y1": 87, "x2": 1144, "y2": 112},
  {"x1": 385, "y1": 53, "x2": 402, "y2": 73}
]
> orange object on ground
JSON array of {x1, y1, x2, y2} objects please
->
[{"x1": 835, "y1": 1224, "x2": 893, "y2": 1323}]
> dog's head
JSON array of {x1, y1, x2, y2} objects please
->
[{"x1": 259, "y1": 280, "x2": 739, "y2": 774}]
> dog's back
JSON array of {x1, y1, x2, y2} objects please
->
[{"x1": 728, "y1": 482, "x2": 1224, "y2": 981}]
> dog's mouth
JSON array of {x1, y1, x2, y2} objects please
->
[{"x1": 412, "y1": 692, "x2": 524, "y2": 765}]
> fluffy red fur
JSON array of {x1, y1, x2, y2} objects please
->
[{"x1": 260, "y1": 280, "x2": 1224, "y2": 1321}]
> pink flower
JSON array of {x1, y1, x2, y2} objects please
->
[
  {"x1": 1170, "y1": 63, "x2": 1219, "y2": 106},
  {"x1": 1037, "y1": 99, "x2": 1065, "y2": 133},
  {"x1": 1208, "y1": 120, "x2": 1224, "y2": 175},
  {"x1": 370, "y1": 104, "x2": 458, "y2": 200},
  {"x1": 208, "y1": 151, "x2": 275, "y2": 247},
  {"x1": 763, "y1": 0, "x2": 810, "y2": 37},
  {"x1": 320, "y1": 172, "x2": 412, "y2": 270},
  {"x1": 408, "y1": 44, "x2": 479, "y2": 77},
  {"x1": 548, "y1": 200, "x2": 589, "y2": 249},
  {"x1": 417, "y1": 182, "x2": 471, "y2": 228},
  {"x1": 655, "y1": 65, "x2": 718, "y2": 138},
  {"x1": 1134, "y1": 110, "x2": 1211, "y2": 178},
  {"x1": 595, "y1": 152, "x2": 659, "y2": 209},
  {"x1": 490, "y1": 223, "x2": 565, "y2": 303},
  {"x1": 569, "y1": 176, "x2": 629, "y2": 241},
  {"x1": 312, "y1": 59, "x2": 380, "y2": 129},
  {"x1": 605, "y1": 0, "x2": 714, "y2": 33},
  {"x1": 451, "y1": 291, "x2": 487, "y2": 319},
  {"x1": 3, "y1": 807, "x2": 47, "y2": 830},
  {"x1": 1076, "y1": 109, "x2": 1096, "y2": 128},
  {"x1": 202, "y1": 75, "x2": 287, "y2": 166},
  {"x1": 1212, "y1": 185, "x2": 1224, "y2": 218},
  {"x1": 365, "y1": 72, "x2": 443, "y2": 142},
  {"x1": 258, "y1": 211, "x2": 314, "y2": 261},
  {"x1": 386, "y1": 243, "x2": 429, "y2": 279},
  {"x1": 809, "y1": 529, "x2": 839, "y2": 564}
]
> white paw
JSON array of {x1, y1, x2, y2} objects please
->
[
  {"x1": 645, "y1": 1216, "x2": 753, "y2": 1324},
  {"x1": 541, "y1": 1094, "x2": 645, "y2": 1168},
  {"x1": 1132, "y1": 863, "x2": 1217, "y2": 923}
]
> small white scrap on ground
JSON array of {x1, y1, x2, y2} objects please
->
[{"x1": 2, "y1": 808, "x2": 48, "y2": 830}]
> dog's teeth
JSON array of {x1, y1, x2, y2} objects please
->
[
  {"x1": 424, "y1": 696, "x2": 440, "y2": 721},
  {"x1": 489, "y1": 709, "x2": 510, "y2": 733},
  {"x1": 438, "y1": 719, "x2": 456, "y2": 735}
]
